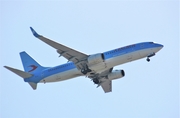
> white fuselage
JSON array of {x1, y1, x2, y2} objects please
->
[{"x1": 40, "y1": 46, "x2": 162, "y2": 83}]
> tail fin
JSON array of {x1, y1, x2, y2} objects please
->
[{"x1": 20, "y1": 51, "x2": 46, "y2": 73}]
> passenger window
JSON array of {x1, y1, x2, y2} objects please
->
[{"x1": 141, "y1": 44, "x2": 144, "y2": 48}]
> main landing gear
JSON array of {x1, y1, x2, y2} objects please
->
[
  {"x1": 81, "y1": 65, "x2": 91, "y2": 75},
  {"x1": 81, "y1": 68, "x2": 91, "y2": 74},
  {"x1": 146, "y1": 52, "x2": 155, "y2": 62}
]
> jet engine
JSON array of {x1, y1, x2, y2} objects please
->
[
  {"x1": 88, "y1": 53, "x2": 104, "y2": 65},
  {"x1": 107, "y1": 70, "x2": 125, "y2": 80}
]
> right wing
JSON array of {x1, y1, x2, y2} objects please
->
[
  {"x1": 101, "y1": 80, "x2": 112, "y2": 93},
  {"x1": 88, "y1": 68, "x2": 113, "y2": 93},
  {"x1": 30, "y1": 27, "x2": 88, "y2": 70}
]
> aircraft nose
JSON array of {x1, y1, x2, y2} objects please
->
[
  {"x1": 153, "y1": 43, "x2": 164, "y2": 52},
  {"x1": 157, "y1": 43, "x2": 164, "y2": 49}
]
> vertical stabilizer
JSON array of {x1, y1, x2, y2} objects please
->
[{"x1": 20, "y1": 51, "x2": 46, "y2": 74}]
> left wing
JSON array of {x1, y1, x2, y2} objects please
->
[{"x1": 30, "y1": 27, "x2": 88, "y2": 70}]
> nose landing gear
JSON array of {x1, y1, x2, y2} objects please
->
[{"x1": 146, "y1": 52, "x2": 155, "y2": 62}]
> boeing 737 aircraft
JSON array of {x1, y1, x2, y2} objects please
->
[{"x1": 4, "y1": 27, "x2": 163, "y2": 93}]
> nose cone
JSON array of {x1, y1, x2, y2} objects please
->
[
  {"x1": 157, "y1": 43, "x2": 164, "y2": 49},
  {"x1": 154, "y1": 43, "x2": 164, "y2": 52}
]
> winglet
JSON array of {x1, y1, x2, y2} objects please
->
[{"x1": 30, "y1": 27, "x2": 40, "y2": 37}]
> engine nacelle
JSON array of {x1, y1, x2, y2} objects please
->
[
  {"x1": 107, "y1": 70, "x2": 125, "y2": 80},
  {"x1": 88, "y1": 53, "x2": 104, "y2": 65}
]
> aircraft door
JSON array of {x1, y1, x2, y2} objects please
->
[
  {"x1": 139, "y1": 43, "x2": 148, "y2": 57},
  {"x1": 127, "y1": 54, "x2": 132, "y2": 61},
  {"x1": 126, "y1": 46, "x2": 133, "y2": 61}
]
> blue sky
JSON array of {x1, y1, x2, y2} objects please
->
[{"x1": 0, "y1": 1, "x2": 179, "y2": 118}]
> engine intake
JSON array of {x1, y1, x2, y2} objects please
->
[
  {"x1": 88, "y1": 53, "x2": 104, "y2": 65},
  {"x1": 93, "y1": 78, "x2": 100, "y2": 84},
  {"x1": 107, "y1": 70, "x2": 125, "y2": 80}
]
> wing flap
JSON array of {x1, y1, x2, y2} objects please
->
[{"x1": 101, "y1": 80, "x2": 112, "y2": 93}]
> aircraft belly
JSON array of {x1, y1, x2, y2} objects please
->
[
  {"x1": 105, "y1": 51, "x2": 142, "y2": 68},
  {"x1": 139, "y1": 48, "x2": 158, "y2": 58},
  {"x1": 40, "y1": 68, "x2": 82, "y2": 83},
  {"x1": 89, "y1": 62, "x2": 107, "y2": 72},
  {"x1": 105, "y1": 54, "x2": 127, "y2": 68}
]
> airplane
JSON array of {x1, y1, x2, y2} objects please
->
[{"x1": 4, "y1": 27, "x2": 164, "y2": 93}]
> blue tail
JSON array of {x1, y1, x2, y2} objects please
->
[{"x1": 20, "y1": 51, "x2": 46, "y2": 73}]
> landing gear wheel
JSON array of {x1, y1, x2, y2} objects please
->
[
  {"x1": 146, "y1": 58, "x2": 150, "y2": 62},
  {"x1": 81, "y1": 66, "x2": 92, "y2": 75},
  {"x1": 81, "y1": 69, "x2": 87, "y2": 75}
]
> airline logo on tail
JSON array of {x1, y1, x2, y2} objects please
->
[{"x1": 28, "y1": 65, "x2": 37, "y2": 72}]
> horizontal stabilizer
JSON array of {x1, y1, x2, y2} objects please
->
[
  {"x1": 28, "y1": 82, "x2": 37, "y2": 90},
  {"x1": 4, "y1": 66, "x2": 33, "y2": 78}
]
